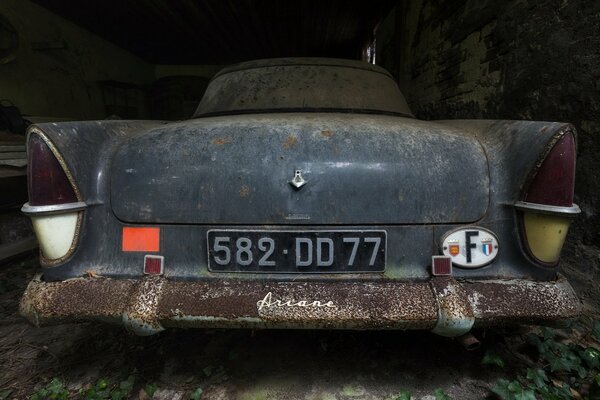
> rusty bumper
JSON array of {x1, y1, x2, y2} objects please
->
[{"x1": 20, "y1": 275, "x2": 580, "y2": 337}]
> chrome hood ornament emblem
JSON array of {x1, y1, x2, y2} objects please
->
[{"x1": 289, "y1": 169, "x2": 307, "y2": 190}]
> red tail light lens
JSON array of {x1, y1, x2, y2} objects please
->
[
  {"x1": 518, "y1": 131, "x2": 578, "y2": 265},
  {"x1": 523, "y1": 132, "x2": 576, "y2": 207},
  {"x1": 28, "y1": 134, "x2": 77, "y2": 206}
]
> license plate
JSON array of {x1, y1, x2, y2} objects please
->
[{"x1": 207, "y1": 230, "x2": 386, "y2": 273}]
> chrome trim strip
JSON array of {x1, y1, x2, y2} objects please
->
[
  {"x1": 514, "y1": 201, "x2": 581, "y2": 216},
  {"x1": 21, "y1": 202, "x2": 87, "y2": 215}
]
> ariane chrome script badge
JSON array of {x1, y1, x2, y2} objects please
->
[
  {"x1": 440, "y1": 226, "x2": 499, "y2": 268},
  {"x1": 257, "y1": 292, "x2": 337, "y2": 311},
  {"x1": 289, "y1": 169, "x2": 307, "y2": 190}
]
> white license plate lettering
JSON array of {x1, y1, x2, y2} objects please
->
[
  {"x1": 208, "y1": 230, "x2": 386, "y2": 273},
  {"x1": 257, "y1": 237, "x2": 276, "y2": 266}
]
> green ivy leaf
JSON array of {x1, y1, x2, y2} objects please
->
[
  {"x1": 0, "y1": 389, "x2": 13, "y2": 400},
  {"x1": 434, "y1": 388, "x2": 452, "y2": 400},
  {"x1": 535, "y1": 385, "x2": 561, "y2": 400},
  {"x1": 526, "y1": 368, "x2": 548, "y2": 388},
  {"x1": 514, "y1": 391, "x2": 536, "y2": 400},
  {"x1": 507, "y1": 380, "x2": 522, "y2": 393},
  {"x1": 548, "y1": 354, "x2": 576, "y2": 372},
  {"x1": 505, "y1": 381, "x2": 536, "y2": 400},
  {"x1": 41, "y1": 378, "x2": 69, "y2": 400},
  {"x1": 583, "y1": 347, "x2": 600, "y2": 369},
  {"x1": 491, "y1": 379, "x2": 512, "y2": 400},
  {"x1": 590, "y1": 375, "x2": 600, "y2": 400},
  {"x1": 190, "y1": 388, "x2": 203, "y2": 400},
  {"x1": 537, "y1": 339, "x2": 554, "y2": 359},
  {"x1": 119, "y1": 375, "x2": 135, "y2": 392},
  {"x1": 144, "y1": 383, "x2": 158, "y2": 397},
  {"x1": 394, "y1": 390, "x2": 411, "y2": 400},
  {"x1": 47, "y1": 378, "x2": 65, "y2": 391},
  {"x1": 96, "y1": 378, "x2": 108, "y2": 390},
  {"x1": 554, "y1": 383, "x2": 574, "y2": 400},
  {"x1": 542, "y1": 327, "x2": 555, "y2": 341},
  {"x1": 592, "y1": 321, "x2": 600, "y2": 342},
  {"x1": 482, "y1": 350, "x2": 505, "y2": 369},
  {"x1": 575, "y1": 365, "x2": 588, "y2": 379}
]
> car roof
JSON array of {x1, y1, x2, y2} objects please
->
[{"x1": 194, "y1": 57, "x2": 413, "y2": 118}]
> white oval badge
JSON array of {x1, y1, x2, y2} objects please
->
[{"x1": 441, "y1": 227, "x2": 499, "y2": 268}]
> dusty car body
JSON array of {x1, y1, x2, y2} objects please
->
[{"x1": 20, "y1": 58, "x2": 580, "y2": 338}]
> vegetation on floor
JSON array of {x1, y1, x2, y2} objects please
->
[{"x1": 488, "y1": 322, "x2": 600, "y2": 400}]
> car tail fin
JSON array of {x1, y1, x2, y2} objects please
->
[
  {"x1": 523, "y1": 132, "x2": 576, "y2": 207},
  {"x1": 516, "y1": 130, "x2": 580, "y2": 265},
  {"x1": 22, "y1": 131, "x2": 84, "y2": 263},
  {"x1": 27, "y1": 133, "x2": 78, "y2": 206}
]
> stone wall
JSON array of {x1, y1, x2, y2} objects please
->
[
  {"x1": 379, "y1": 0, "x2": 600, "y2": 243},
  {"x1": 0, "y1": 0, "x2": 155, "y2": 120}
]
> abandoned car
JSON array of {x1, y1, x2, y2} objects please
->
[{"x1": 20, "y1": 58, "x2": 580, "y2": 339}]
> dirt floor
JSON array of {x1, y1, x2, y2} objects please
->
[{"x1": 0, "y1": 235, "x2": 599, "y2": 400}]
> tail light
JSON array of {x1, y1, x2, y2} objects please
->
[
  {"x1": 27, "y1": 134, "x2": 78, "y2": 206},
  {"x1": 22, "y1": 131, "x2": 85, "y2": 262},
  {"x1": 516, "y1": 131, "x2": 580, "y2": 265}
]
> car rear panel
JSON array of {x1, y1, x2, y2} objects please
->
[
  {"x1": 22, "y1": 118, "x2": 580, "y2": 335},
  {"x1": 30, "y1": 118, "x2": 573, "y2": 284},
  {"x1": 110, "y1": 113, "x2": 489, "y2": 225}
]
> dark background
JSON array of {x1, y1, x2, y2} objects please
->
[
  {"x1": 2, "y1": 0, "x2": 596, "y2": 241},
  {"x1": 1, "y1": 1, "x2": 599, "y2": 398}
]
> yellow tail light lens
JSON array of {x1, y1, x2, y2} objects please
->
[
  {"x1": 30, "y1": 212, "x2": 81, "y2": 261},
  {"x1": 522, "y1": 212, "x2": 571, "y2": 264}
]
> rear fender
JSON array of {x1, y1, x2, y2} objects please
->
[
  {"x1": 434, "y1": 120, "x2": 576, "y2": 277},
  {"x1": 27, "y1": 120, "x2": 168, "y2": 205},
  {"x1": 435, "y1": 120, "x2": 576, "y2": 215}
]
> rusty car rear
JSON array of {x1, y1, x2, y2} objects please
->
[{"x1": 20, "y1": 58, "x2": 580, "y2": 337}]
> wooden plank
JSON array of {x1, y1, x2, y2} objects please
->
[
  {"x1": 0, "y1": 237, "x2": 38, "y2": 263},
  {"x1": 0, "y1": 145, "x2": 25, "y2": 152},
  {"x1": 0, "y1": 152, "x2": 26, "y2": 160},
  {"x1": 0, "y1": 160, "x2": 27, "y2": 168}
]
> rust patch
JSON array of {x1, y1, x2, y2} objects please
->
[
  {"x1": 320, "y1": 129, "x2": 334, "y2": 137},
  {"x1": 158, "y1": 280, "x2": 438, "y2": 330},
  {"x1": 429, "y1": 277, "x2": 474, "y2": 336},
  {"x1": 239, "y1": 185, "x2": 251, "y2": 197},
  {"x1": 123, "y1": 276, "x2": 165, "y2": 334},
  {"x1": 464, "y1": 276, "x2": 580, "y2": 327},
  {"x1": 282, "y1": 135, "x2": 298, "y2": 149},
  {"x1": 19, "y1": 275, "x2": 135, "y2": 326},
  {"x1": 19, "y1": 274, "x2": 580, "y2": 333},
  {"x1": 85, "y1": 270, "x2": 101, "y2": 279},
  {"x1": 212, "y1": 137, "x2": 231, "y2": 146}
]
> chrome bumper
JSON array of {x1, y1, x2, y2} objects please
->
[{"x1": 20, "y1": 275, "x2": 580, "y2": 337}]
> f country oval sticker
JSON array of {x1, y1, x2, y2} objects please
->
[{"x1": 441, "y1": 227, "x2": 499, "y2": 268}]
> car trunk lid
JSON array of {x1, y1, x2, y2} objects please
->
[{"x1": 110, "y1": 113, "x2": 489, "y2": 225}]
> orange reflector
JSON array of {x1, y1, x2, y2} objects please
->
[{"x1": 122, "y1": 227, "x2": 160, "y2": 252}]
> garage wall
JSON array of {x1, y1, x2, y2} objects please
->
[
  {"x1": 0, "y1": 0, "x2": 154, "y2": 120},
  {"x1": 379, "y1": 0, "x2": 600, "y2": 243}
]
